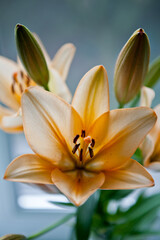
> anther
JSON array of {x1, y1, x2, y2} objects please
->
[
  {"x1": 89, "y1": 147, "x2": 94, "y2": 158},
  {"x1": 81, "y1": 130, "x2": 85, "y2": 138},
  {"x1": 11, "y1": 83, "x2": 15, "y2": 94},
  {"x1": 26, "y1": 75, "x2": 30, "y2": 86},
  {"x1": 19, "y1": 83, "x2": 23, "y2": 93},
  {"x1": 13, "y1": 72, "x2": 18, "y2": 83},
  {"x1": 20, "y1": 71, "x2": 24, "y2": 79},
  {"x1": 73, "y1": 134, "x2": 79, "y2": 144},
  {"x1": 79, "y1": 149, "x2": 83, "y2": 161},
  {"x1": 72, "y1": 143, "x2": 80, "y2": 154},
  {"x1": 91, "y1": 139, "x2": 95, "y2": 148}
]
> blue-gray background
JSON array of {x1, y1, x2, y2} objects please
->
[{"x1": 0, "y1": 0, "x2": 160, "y2": 239}]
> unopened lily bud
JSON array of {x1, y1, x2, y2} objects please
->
[
  {"x1": 114, "y1": 28, "x2": 150, "y2": 105},
  {"x1": 15, "y1": 24, "x2": 49, "y2": 90},
  {"x1": 0, "y1": 234, "x2": 26, "y2": 240}
]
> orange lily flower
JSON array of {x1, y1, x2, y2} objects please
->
[
  {"x1": 0, "y1": 42, "x2": 75, "y2": 133},
  {"x1": 140, "y1": 86, "x2": 160, "y2": 170},
  {"x1": 4, "y1": 66, "x2": 157, "y2": 206}
]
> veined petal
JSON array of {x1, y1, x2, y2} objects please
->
[
  {"x1": 72, "y1": 65, "x2": 109, "y2": 130},
  {"x1": 48, "y1": 69, "x2": 72, "y2": 103},
  {"x1": 51, "y1": 43, "x2": 76, "y2": 82},
  {"x1": 0, "y1": 56, "x2": 20, "y2": 110},
  {"x1": 0, "y1": 105, "x2": 23, "y2": 133},
  {"x1": 22, "y1": 87, "x2": 83, "y2": 170},
  {"x1": 140, "y1": 86, "x2": 155, "y2": 107},
  {"x1": 51, "y1": 168, "x2": 105, "y2": 206},
  {"x1": 100, "y1": 158, "x2": 154, "y2": 189},
  {"x1": 86, "y1": 107, "x2": 157, "y2": 171},
  {"x1": 4, "y1": 154, "x2": 53, "y2": 184}
]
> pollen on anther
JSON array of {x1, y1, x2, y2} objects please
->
[
  {"x1": 89, "y1": 147, "x2": 94, "y2": 158},
  {"x1": 73, "y1": 134, "x2": 79, "y2": 144},
  {"x1": 20, "y1": 71, "x2": 24, "y2": 79},
  {"x1": 81, "y1": 130, "x2": 85, "y2": 138},
  {"x1": 80, "y1": 149, "x2": 83, "y2": 161},
  {"x1": 91, "y1": 139, "x2": 95, "y2": 148},
  {"x1": 72, "y1": 143, "x2": 80, "y2": 154}
]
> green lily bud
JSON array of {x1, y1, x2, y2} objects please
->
[
  {"x1": 0, "y1": 234, "x2": 26, "y2": 240},
  {"x1": 15, "y1": 24, "x2": 49, "y2": 90},
  {"x1": 114, "y1": 28, "x2": 150, "y2": 106},
  {"x1": 144, "y1": 57, "x2": 160, "y2": 88}
]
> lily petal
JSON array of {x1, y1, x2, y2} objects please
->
[
  {"x1": 51, "y1": 168, "x2": 105, "y2": 206},
  {"x1": 51, "y1": 43, "x2": 76, "y2": 82},
  {"x1": 141, "y1": 136, "x2": 155, "y2": 167},
  {"x1": 72, "y1": 65, "x2": 109, "y2": 129},
  {"x1": 22, "y1": 86, "x2": 83, "y2": 170},
  {"x1": 4, "y1": 154, "x2": 53, "y2": 184},
  {"x1": 86, "y1": 107, "x2": 157, "y2": 170},
  {"x1": 100, "y1": 158, "x2": 154, "y2": 189},
  {"x1": 48, "y1": 68, "x2": 72, "y2": 103},
  {"x1": 0, "y1": 56, "x2": 20, "y2": 110},
  {"x1": 0, "y1": 105, "x2": 23, "y2": 133},
  {"x1": 140, "y1": 86, "x2": 155, "y2": 107},
  {"x1": 148, "y1": 104, "x2": 160, "y2": 143}
]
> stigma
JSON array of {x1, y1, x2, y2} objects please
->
[{"x1": 72, "y1": 130, "x2": 95, "y2": 163}]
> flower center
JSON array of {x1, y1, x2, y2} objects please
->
[
  {"x1": 72, "y1": 130, "x2": 95, "y2": 164},
  {"x1": 11, "y1": 71, "x2": 34, "y2": 103}
]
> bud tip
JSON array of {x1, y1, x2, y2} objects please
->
[{"x1": 138, "y1": 28, "x2": 144, "y2": 36}]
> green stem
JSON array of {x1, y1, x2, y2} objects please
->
[
  {"x1": 129, "y1": 93, "x2": 140, "y2": 108},
  {"x1": 27, "y1": 214, "x2": 75, "y2": 240},
  {"x1": 118, "y1": 103, "x2": 124, "y2": 108}
]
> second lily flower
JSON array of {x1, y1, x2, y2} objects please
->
[{"x1": 0, "y1": 25, "x2": 75, "y2": 133}]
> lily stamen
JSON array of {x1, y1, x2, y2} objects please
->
[
  {"x1": 91, "y1": 139, "x2": 95, "y2": 148},
  {"x1": 89, "y1": 147, "x2": 94, "y2": 158},
  {"x1": 73, "y1": 134, "x2": 79, "y2": 144},
  {"x1": 81, "y1": 130, "x2": 85, "y2": 138},
  {"x1": 79, "y1": 149, "x2": 83, "y2": 161},
  {"x1": 72, "y1": 143, "x2": 80, "y2": 154}
]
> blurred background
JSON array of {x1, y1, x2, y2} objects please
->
[{"x1": 0, "y1": 0, "x2": 160, "y2": 239}]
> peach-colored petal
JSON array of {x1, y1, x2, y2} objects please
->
[
  {"x1": 22, "y1": 86, "x2": 83, "y2": 170},
  {"x1": 141, "y1": 136, "x2": 155, "y2": 167},
  {"x1": 72, "y1": 65, "x2": 109, "y2": 130},
  {"x1": 0, "y1": 56, "x2": 20, "y2": 110},
  {"x1": 0, "y1": 105, "x2": 23, "y2": 133},
  {"x1": 51, "y1": 168, "x2": 105, "y2": 206},
  {"x1": 140, "y1": 86, "x2": 155, "y2": 107},
  {"x1": 100, "y1": 158, "x2": 154, "y2": 189},
  {"x1": 145, "y1": 162, "x2": 160, "y2": 171},
  {"x1": 148, "y1": 105, "x2": 160, "y2": 143},
  {"x1": 86, "y1": 107, "x2": 157, "y2": 170},
  {"x1": 48, "y1": 68, "x2": 72, "y2": 103},
  {"x1": 51, "y1": 43, "x2": 76, "y2": 82},
  {"x1": 4, "y1": 154, "x2": 53, "y2": 184}
]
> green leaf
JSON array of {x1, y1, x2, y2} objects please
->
[
  {"x1": 76, "y1": 191, "x2": 100, "y2": 240},
  {"x1": 15, "y1": 24, "x2": 49, "y2": 89},
  {"x1": 145, "y1": 57, "x2": 160, "y2": 88},
  {"x1": 49, "y1": 201, "x2": 75, "y2": 207}
]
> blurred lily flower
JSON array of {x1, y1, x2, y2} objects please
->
[
  {"x1": 140, "y1": 86, "x2": 160, "y2": 170},
  {"x1": 0, "y1": 38, "x2": 75, "y2": 133},
  {"x1": 4, "y1": 66, "x2": 156, "y2": 206},
  {"x1": 114, "y1": 28, "x2": 150, "y2": 106}
]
